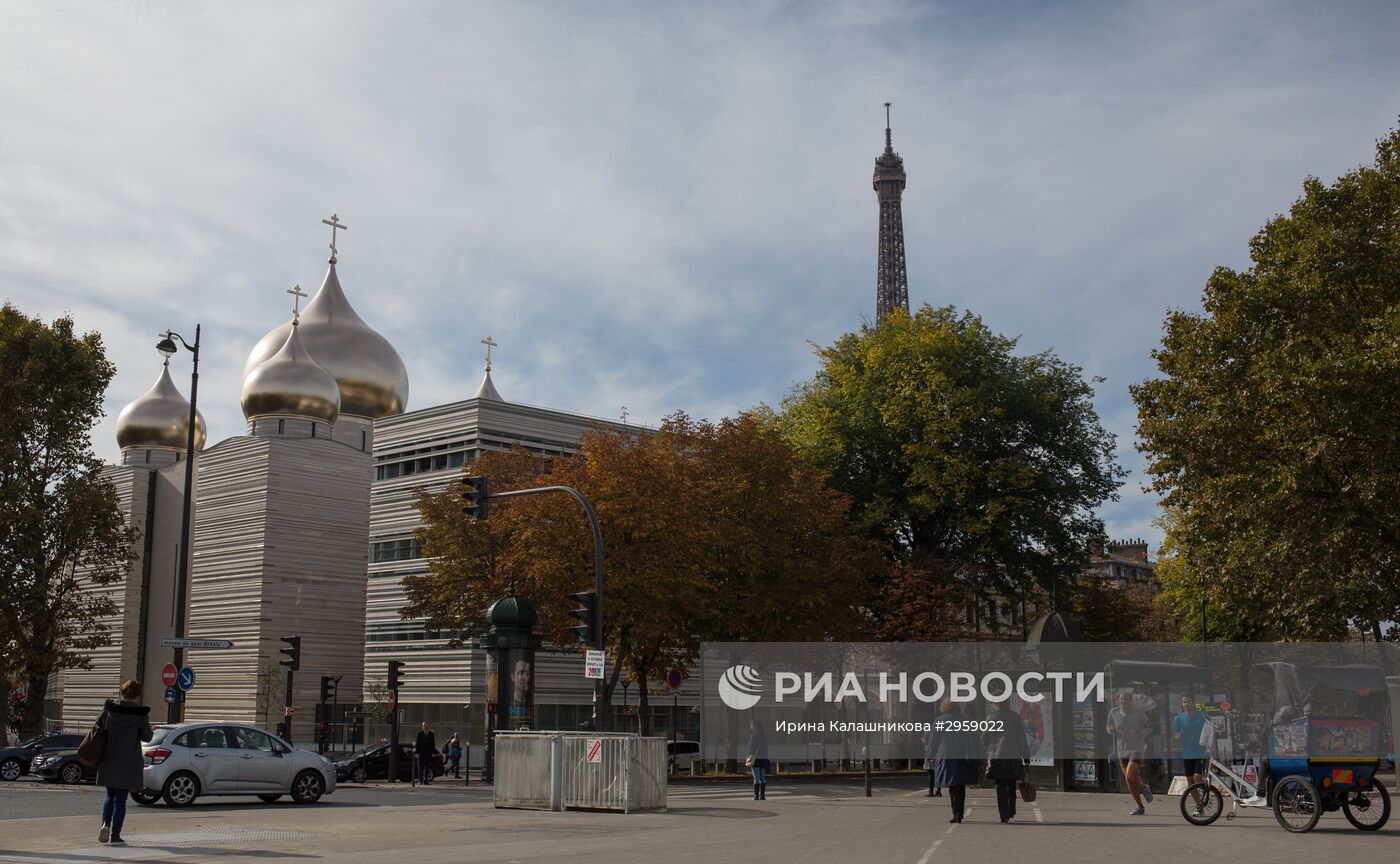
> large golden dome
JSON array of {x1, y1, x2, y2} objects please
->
[
  {"x1": 115, "y1": 363, "x2": 207, "y2": 452},
  {"x1": 241, "y1": 322, "x2": 341, "y2": 423},
  {"x1": 242, "y1": 261, "x2": 408, "y2": 419}
]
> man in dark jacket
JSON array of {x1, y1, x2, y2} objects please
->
[
  {"x1": 414, "y1": 723, "x2": 437, "y2": 784},
  {"x1": 96, "y1": 680, "x2": 153, "y2": 845},
  {"x1": 982, "y1": 704, "x2": 1031, "y2": 824}
]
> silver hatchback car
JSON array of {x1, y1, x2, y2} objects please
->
[{"x1": 136, "y1": 722, "x2": 336, "y2": 807}]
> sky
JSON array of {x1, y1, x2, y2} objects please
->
[{"x1": 2, "y1": 1, "x2": 1398, "y2": 553}]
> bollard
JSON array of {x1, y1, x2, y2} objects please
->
[{"x1": 691, "y1": 758, "x2": 705, "y2": 777}]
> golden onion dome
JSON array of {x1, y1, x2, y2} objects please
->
[
  {"x1": 242, "y1": 261, "x2": 408, "y2": 419},
  {"x1": 240, "y1": 321, "x2": 341, "y2": 423},
  {"x1": 115, "y1": 363, "x2": 207, "y2": 452}
]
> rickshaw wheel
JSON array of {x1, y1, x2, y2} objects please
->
[
  {"x1": 1342, "y1": 782, "x2": 1390, "y2": 831},
  {"x1": 1272, "y1": 775, "x2": 1321, "y2": 833},
  {"x1": 1180, "y1": 782, "x2": 1223, "y2": 826}
]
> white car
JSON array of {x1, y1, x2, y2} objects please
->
[
  {"x1": 668, "y1": 740, "x2": 702, "y2": 771},
  {"x1": 136, "y1": 722, "x2": 335, "y2": 807}
]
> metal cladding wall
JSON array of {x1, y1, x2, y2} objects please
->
[
  {"x1": 60, "y1": 458, "x2": 193, "y2": 729},
  {"x1": 59, "y1": 465, "x2": 152, "y2": 727},
  {"x1": 183, "y1": 433, "x2": 371, "y2": 741}
]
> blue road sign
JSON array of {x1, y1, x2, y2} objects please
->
[
  {"x1": 177, "y1": 666, "x2": 196, "y2": 692},
  {"x1": 164, "y1": 685, "x2": 177, "y2": 703}
]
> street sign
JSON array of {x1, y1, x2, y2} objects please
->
[
  {"x1": 586, "y1": 738, "x2": 603, "y2": 764},
  {"x1": 164, "y1": 685, "x2": 178, "y2": 704},
  {"x1": 584, "y1": 649, "x2": 606, "y2": 680},
  {"x1": 160, "y1": 638, "x2": 234, "y2": 649},
  {"x1": 161, "y1": 663, "x2": 178, "y2": 687},
  {"x1": 177, "y1": 666, "x2": 196, "y2": 692},
  {"x1": 666, "y1": 667, "x2": 683, "y2": 690}
]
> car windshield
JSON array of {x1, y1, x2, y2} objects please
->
[
  {"x1": 17, "y1": 735, "x2": 46, "y2": 748},
  {"x1": 345, "y1": 745, "x2": 384, "y2": 759}
]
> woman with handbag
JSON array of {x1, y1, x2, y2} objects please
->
[
  {"x1": 745, "y1": 721, "x2": 769, "y2": 800},
  {"x1": 94, "y1": 680, "x2": 152, "y2": 845},
  {"x1": 982, "y1": 702, "x2": 1031, "y2": 824}
]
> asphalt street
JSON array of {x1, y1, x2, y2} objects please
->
[{"x1": 1, "y1": 775, "x2": 1396, "y2": 863}]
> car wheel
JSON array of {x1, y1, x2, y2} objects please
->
[
  {"x1": 291, "y1": 769, "x2": 325, "y2": 804},
  {"x1": 162, "y1": 772, "x2": 200, "y2": 807},
  {"x1": 351, "y1": 766, "x2": 367, "y2": 784},
  {"x1": 132, "y1": 790, "x2": 161, "y2": 807},
  {"x1": 257, "y1": 794, "x2": 283, "y2": 803},
  {"x1": 0, "y1": 759, "x2": 21, "y2": 781},
  {"x1": 60, "y1": 763, "x2": 84, "y2": 785}
]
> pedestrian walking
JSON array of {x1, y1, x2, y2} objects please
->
[
  {"x1": 95, "y1": 680, "x2": 152, "y2": 846},
  {"x1": 446, "y1": 733, "x2": 462, "y2": 778},
  {"x1": 930, "y1": 701, "x2": 978, "y2": 823},
  {"x1": 1108, "y1": 690, "x2": 1153, "y2": 815},
  {"x1": 920, "y1": 729, "x2": 942, "y2": 797},
  {"x1": 414, "y1": 722, "x2": 437, "y2": 785},
  {"x1": 982, "y1": 702, "x2": 1030, "y2": 823},
  {"x1": 1172, "y1": 694, "x2": 1208, "y2": 813},
  {"x1": 746, "y1": 721, "x2": 769, "y2": 800}
]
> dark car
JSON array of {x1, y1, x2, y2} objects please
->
[
  {"x1": 334, "y1": 743, "x2": 444, "y2": 783},
  {"x1": 0, "y1": 731, "x2": 84, "y2": 781},
  {"x1": 32, "y1": 748, "x2": 95, "y2": 785}
]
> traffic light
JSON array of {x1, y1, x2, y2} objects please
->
[
  {"x1": 461, "y1": 475, "x2": 490, "y2": 520},
  {"x1": 568, "y1": 589, "x2": 599, "y2": 644},
  {"x1": 387, "y1": 660, "x2": 405, "y2": 691},
  {"x1": 319, "y1": 675, "x2": 337, "y2": 703},
  {"x1": 278, "y1": 635, "x2": 301, "y2": 671}
]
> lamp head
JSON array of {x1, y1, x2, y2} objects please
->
[{"x1": 156, "y1": 333, "x2": 178, "y2": 360}]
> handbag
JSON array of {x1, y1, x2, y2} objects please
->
[
  {"x1": 1018, "y1": 779, "x2": 1037, "y2": 803},
  {"x1": 77, "y1": 711, "x2": 107, "y2": 768}
]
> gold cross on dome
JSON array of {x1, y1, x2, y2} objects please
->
[
  {"x1": 287, "y1": 284, "x2": 307, "y2": 321},
  {"x1": 481, "y1": 335, "x2": 498, "y2": 371},
  {"x1": 321, "y1": 213, "x2": 348, "y2": 261}
]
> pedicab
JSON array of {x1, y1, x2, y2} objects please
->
[{"x1": 1179, "y1": 661, "x2": 1391, "y2": 833}]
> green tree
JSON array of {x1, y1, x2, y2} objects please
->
[
  {"x1": 780, "y1": 305, "x2": 1124, "y2": 635},
  {"x1": 1132, "y1": 125, "x2": 1400, "y2": 641},
  {"x1": 0, "y1": 305, "x2": 134, "y2": 736}
]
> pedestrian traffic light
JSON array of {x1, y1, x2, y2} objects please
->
[
  {"x1": 320, "y1": 675, "x2": 337, "y2": 703},
  {"x1": 461, "y1": 475, "x2": 490, "y2": 520},
  {"x1": 278, "y1": 635, "x2": 301, "y2": 671},
  {"x1": 568, "y1": 590, "x2": 599, "y2": 644},
  {"x1": 387, "y1": 660, "x2": 405, "y2": 691}
]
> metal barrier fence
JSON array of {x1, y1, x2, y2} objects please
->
[{"x1": 494, "y1": 731, "x2": 667, "y2": 813}]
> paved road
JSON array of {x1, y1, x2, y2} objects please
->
[{"x1": 1, "y1": 776, "x2": 1395, "y2": 863}]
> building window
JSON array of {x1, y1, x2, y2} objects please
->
[
  {"x1": 278, "y1": 419, "x2": 285, "y2": 435},
  {"x1": 370, "y1": 537, "x2": 424, "y2": 563},
  {"x1": 361, "y1": 429, "x2": 368, "y2": 451},
  {"x1": 311, "y1": 422, "x2": 318, "y2": 438}
]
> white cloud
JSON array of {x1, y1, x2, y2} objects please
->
[{"x1": 3, "y1": 0, "x2": 1398, "y2": 551}]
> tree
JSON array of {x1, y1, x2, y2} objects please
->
[
  {"x1": 407, "y1": 413, "x2": 879, "y2": 733},
  {"x1": 1132, "y1": 124, "x2": 1400, "y2": 641},
  {"x1": 779, "y1": 305, "x2": 1124, "y2": 635},
  {"x1": 0, "y1": 305, "x2": 134, "y2": 736}
]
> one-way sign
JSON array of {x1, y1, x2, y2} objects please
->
[{"x1": 160, "y1": 638, "x2": 234, "y2": 649}]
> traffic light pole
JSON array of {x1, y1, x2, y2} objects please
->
[
  {"x1": 283, "y1": 668, "x2": 295, "y2": 743},
  {"x1": 487, "y1": 486, "x2": 605, "y2": 731}
]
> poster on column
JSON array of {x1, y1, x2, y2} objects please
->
[{"x1": 1010, "y1": 693, "x2": 1056, "y2": 767}]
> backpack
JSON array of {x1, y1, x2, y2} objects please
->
[{"x1": 77, "y1": 710, "x2": 108, "y2": 768}]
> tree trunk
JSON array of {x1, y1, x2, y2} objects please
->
[
  {"x1": 637, "y1": 673, "x2": 651, "y2": 736},
  {"x1": 0, "y1": 675, "x2": 11, "y2": 745},
  {"x1": 22, "y1": 671, "x2": 48, "y2": 737}
]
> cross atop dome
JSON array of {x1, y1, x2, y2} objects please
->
[
  {"x1": 287, "y1": 284, "x2": 307, "y2": 322},
  {"x1": 321, "y1": 213, "x2": 348, "y2": 263}
]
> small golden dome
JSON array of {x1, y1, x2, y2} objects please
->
[
  {"x1": 241, "y1": 322, "x2": 341, "y2": 423},
  {"x1": 115, "y1": 363, "x2": 207, "y2": 452},
  {"x1": 242, "y1": 262, "x2": 408, "y2": 419}
]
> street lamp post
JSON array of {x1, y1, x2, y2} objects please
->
[{"x1": 157, "y1": 326, "x2": 201, "y2": 725}]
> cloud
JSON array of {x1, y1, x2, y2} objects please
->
[{"x1": 3, "y1": 1, "x2": 1398, "y2": 553}]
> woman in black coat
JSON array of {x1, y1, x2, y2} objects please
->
[
  {"x1": 929, "y1": 701, "x2": 979, "y2": 823},
  {"x1": 982, "y1": 703, "x2": 1030, "y2": 823},
  {"x1": 96, "y1": 679, "x2": 153, "y2": 845}
]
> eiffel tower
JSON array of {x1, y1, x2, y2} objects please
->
[{"x1": 873, "y1": 102, "x2": 909, "y2": 320}]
